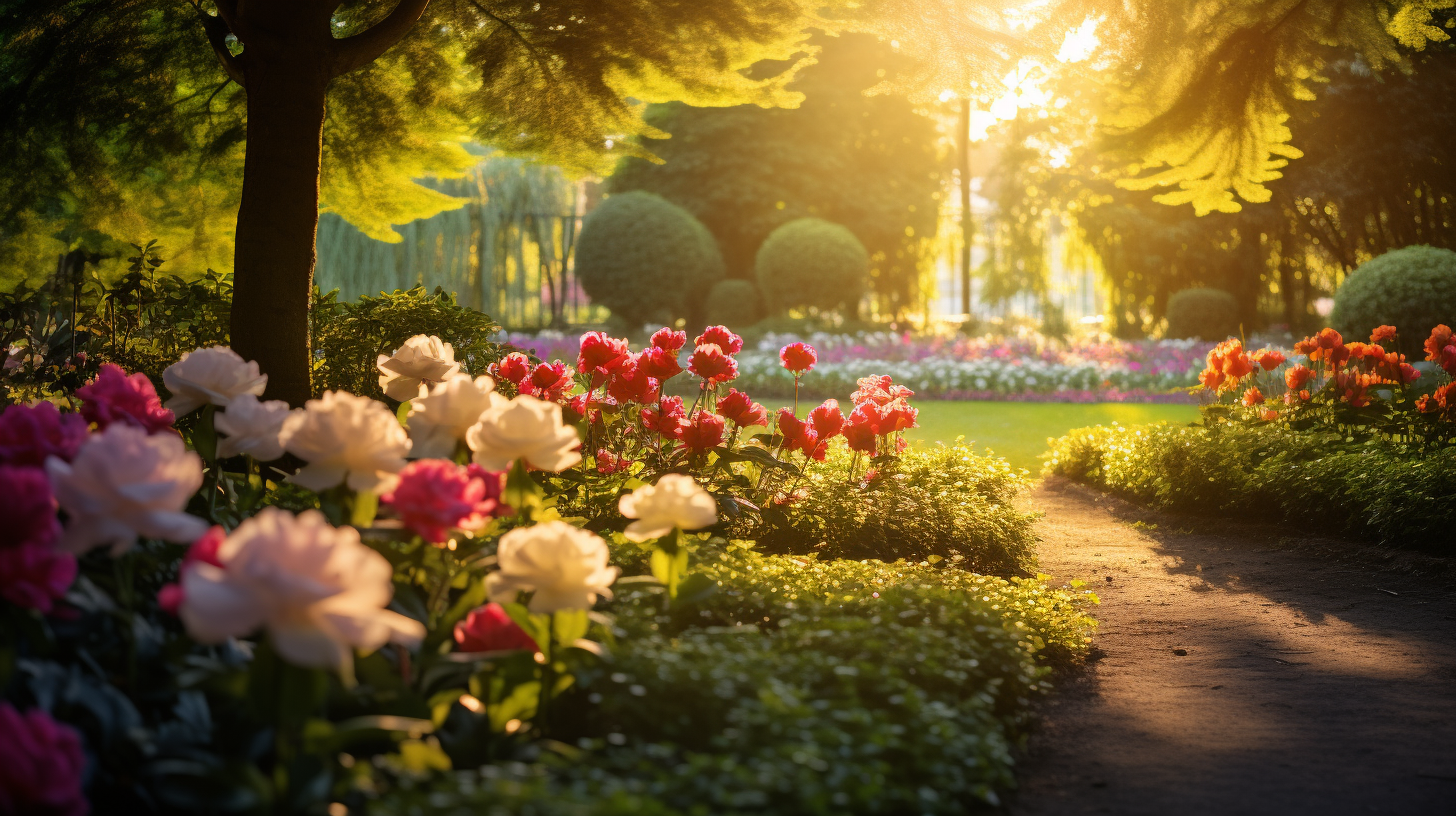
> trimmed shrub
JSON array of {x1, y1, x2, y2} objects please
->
[
  {"x1": 1331, "y1": 245, "x2": 1456, "y2": 355},
  {"x1": 575, "y1": 191, "x2": 724, "y2": 327},
  {"x1": 703, "y1": 279, "x2": 763, "y2": 328},
  {"x1": 1044, "y1": 422, "x2": 1456, "y2": 549},
  {"x1": 755, "y1": 218, "x2": 867, "y2": 315},
  {"x1": 1164, "y1": 287, "x2": 1239, "y2": 340}
]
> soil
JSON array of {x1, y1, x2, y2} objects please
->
[{"x1": 1008, "y1": 477, "x2": 1456, "y2": 816}]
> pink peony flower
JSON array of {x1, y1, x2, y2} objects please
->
[
  {"x1": 0, "y1": 704, "x2": 88, "y2": 816},
  {"x1": 641, "y1": 396, "x2": 687, "y2": 440},
  {"x1": 843, "y1": 416, "x2": 878, "y2": 454},
  {"x1": 77, "y1": 363, "x2": 175, "y2": 434},
  {"x1": 157, "y1": 526, "x2": 227, "y2": 615},
  {"x1": 0, "y1": 465, "x2": 61, "y2": 551},
  {"x1": 0, "y1": 544, "x2": 76, "y2": 613},
  {"x1": 695, "y1": 326, "x2": 743, "y2": 355},
  {"x1": 779, "y1": 342, "x2": 818, "y2": 375},
  {"x1": 453, "y1": 602, "x2": 539, "y2": 653},
  {"x1": 577, "y1": 332, "x2": 631, "y2": 379},
  {"x1": 688, "y1": 344, "x2": 738, "y2": 384},
  {"x1": 638, "y1": 346, "x2": 683, "y2": 381},
  {"x1": 606, "y1": 356, "x2": 660, "y2": 404},
  {"x1": 526, "y1": 361, "x2": 573, "y2": 401},
  {"x1": 382, "y1": 460, "x2": 507, "y2": 543},
  {"x1": 650, "y1": 328, "x2": 688, "y2": 352},
  {"x1": 809, "y1": 399, "x2": 844, "y2": 440},
  {"x1": 492, "y1": 352, "x2": 533, "y2": 386},
  {"x1": 0, "y1": 403, "x2": 88, "y2": 467},
  {"x1": 716, "y1": 389, "x2": 767, "y2": 428},
  {"x1": 682, "y1": 410, "x2": 726, "y2": 452}
]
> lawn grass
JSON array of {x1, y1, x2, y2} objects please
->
[{"x1": 765, "y1": 400, "x2": 1201, "y2": 473}]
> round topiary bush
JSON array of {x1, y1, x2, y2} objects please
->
[
  {"x1": 1165, "y1": 287, "x2": 1240, "y2": 340},
  {"x1": 575, "y1": 191, "x2": 724, "y2": 327},
  {"x1": 704, "y1": 279, "x2": 763, "y2": 328},
  {"x1": 1332, "y1": 245, "x2": 1456, "y2": 351},
  {"x1": 754, "y1": 218, "x2": 867, "y2": 315}
]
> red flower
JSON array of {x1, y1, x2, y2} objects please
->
[
  {"x1": 454, "y1": 602, "x2": 539, "y2": 653},
  {"x1": 695, "y1": 325, "x2": 743, "y2": 355},
  {"x1": 650, "y1": 328, "x2": 687, "y2": 352},
  {"x1": 642, "y1": 396, "x2": 687, "y2": 440},
  {"x1": 776, "y1": 409, "x2": 826, "y2": 459},
  {"x1": 887, "y1": 384, "x2": 916, "y2": 401},
  {"x1": 529, "y1": 361, "x2": 573, "y2": 400},
  {"x1": 689, "y1": 343, "x2": 738, "y2": 384},
  {"x1": 809, "y1": 399, "x2": 844, "y2": 439},
  {"x1": 1333, "y1": 371, "x2": 1373, "y2": 407},
  {"x1": 0, "y1": 403, "x2": 88, "y2": 467},
  {"x1": 843, "y1": 417, "x2": 878, "y2": 454},
  {"x1": 882, "y1": 399, "x2": 919, "y2": 433},
  {"x1": 1284, "y1": 365, "x2": 1316, "y2": 391},
  {"x1": 1423, "y1": 325, "x2": 1454, "y2": 363},
  {"x1": 1259, "y1": 408, "x2": 1278, "y2": 422},
  {"x1": 1252, "y1": 349, "x2": 1285, "y2": 371},
  {"x1": 849, "y1": 400, "x2": 890, "y2": 436},
  {"x1": 382, "y1": 460, "x2": 507, "y2": 542},
  {"x1": 1370, "y1": 325, "x2": 1398, "y2": 345},
  {"x1": 493, "y1": 352, "x2": 533, "y2": 386},
  {"x1": 577, "y1": 332, "x2": 631, "y2": 379},
  {"x1": 639, "y1": 346, "x2": 683, "y2": 381},
  {"x1": 594, "y1": 449, "x2": 633, "y2": 474},
  {"x1": 607, "y1": 355, "x2": 660, "y2": 404},
  {"x1": 717, "y1": 389, "x2": 767, "y2": 428},
  {"x1": 852, "y1": 375, "x2": 895, "y2": 406},
  {"x1": 683, "y1": 410, "x2": 726, "y2": 451},
  {"x1": 779, "y1": 342, "x2": 817, "y2": 375},
  {"x1": 0, "y1": 704, "x2": 88, "y2": 816},
  {"x1": 0, "y1": 465, "x2": 60, "y2": 551},
  {"x1": 1198, "y1": 367, "x2": 1225, "y2": 390},
  {"x1": 158, "y1": 525, "x2": 228, "y2": 615},
  {"x1": 77, "y1": 363, "x2": 174, "y2": 433},
  {"x1": 1241, "y1": 386, "x2": 1265, "y2": 407}
]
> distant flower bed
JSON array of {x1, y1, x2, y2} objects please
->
[{"x1": 504, "y1": 330, "x2": 1214, "y2": 402}]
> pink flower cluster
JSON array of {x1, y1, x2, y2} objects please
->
[{"x1": 0, "y1": 403, "x2": 85, "y2": 613}]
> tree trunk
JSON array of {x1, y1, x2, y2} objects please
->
[
  {"x1": 958, "y1": 98, "x2": 974, "y2": 318},
  {"x1": 231, "y1": 52, "x2": 330, "y2": 407}
]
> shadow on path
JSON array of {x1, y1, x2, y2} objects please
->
[{"x1": 1009, "y1": 478, "x2": 1456, "y2": 816}]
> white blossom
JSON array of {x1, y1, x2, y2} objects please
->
[
  {"x1": 486, "y1": 521, "x2": 619, "y2": 613},
  {"x1": 407, "y1": 374, "x2": 503, "y2": 460},
  {"x1": 466, "y1": 395, "x2": 580, "y2": 472},
  {"x1": 162, "y1": 346, "x2": 268, "y2": 416},
  {"x1": 280, "y1": 391, "x2": 410, "y2": 493},
  {"x1": 215, "y1": 393, "x2": 292, "y2": 461},
  {"x1": 618, "y1": 474, "x2": 718, "y2": 542},
  {"x1": 377, "y1": 335, "x2": 460, "y2": 401}
]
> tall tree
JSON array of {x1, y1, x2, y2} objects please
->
[{"x1": 1, "y1": 0, "x2": 828, "y2": 404}]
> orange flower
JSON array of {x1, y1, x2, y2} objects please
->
[
  {"x1": 1252, "y1": 349, "x2": 1285, "y2": 371},
  {"x1": 1424, "y1": 325, "x2": 1454, "y2": 362},
  {"x1": 1259, "y1": 408, "x2": 1278, "y2": 422},
  {"x1": 1333, "y1": 371, "x2": 1375, "y2": 408},
  {"x1": 1293, "y1": 336, "x2": 1318, "y2": 356},
  {"x1": 1370, "y1": 325, "x2": 1398, "y2": 345},
  {"x1": 1241, "y1": 386, "x2": 1265, "y2": 407},
  {"x1": 1284, "y1": 365, "x2": 1315, "y2": 391},
  {"x1": 1198, "y1": 367, "x2": 1225, "y2": 390}
]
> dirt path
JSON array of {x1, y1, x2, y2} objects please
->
[{"x1": 1010, "y1": 477, "x2": 1456, "y2": 816}]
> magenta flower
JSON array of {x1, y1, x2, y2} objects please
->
[
  {"x1": 0, "y1": 403, "x2": 88, "y2": 467},
  {"x1": 779, "y1": 342, "x2": 818, "y2": 375},
  {"x1": 0, "y1": 705, "x2": 88, "y2": 816},
  {"x1": 454, "y1": 602, "x2": 539, "y2": 653},
  {"x1": 0, "y1": 465, "x2": 61, "y2": 551},
  {"x1": 381, "y1": 460, "x2": 507, "y2": 543},
  {"x1": 76, "y1": 364, "x2": 175, "y2": 434}
]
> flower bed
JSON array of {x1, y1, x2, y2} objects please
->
[
  {"x1": 0, "y1": 324, "x2": 1094, "y2": 814},
  {"x1": 503, "y1": 330, "x2": 1212, "y2": 402},
  {"x1": 1044, "y1": 324, "x2": 1456, "y2": 547}
]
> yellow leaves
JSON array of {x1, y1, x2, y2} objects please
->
[{"x1": 1388, "y1": 0, "x2": 1456, "y2": 48}]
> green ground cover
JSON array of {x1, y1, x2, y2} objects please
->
[{"x1": 766, "y1": 400, "x2": 1201, "y2": 471}]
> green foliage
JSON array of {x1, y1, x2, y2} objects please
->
[
  {"x1": 1165, "y1": 287, "x2": 1240, "y2": 340},
  {"x1": 1044, "y1": 422, "x2": 1456, "y2": 548},
  {"x1": 753, "y1": 442, "x2": 1040, "y2": 575},
  {"x1": 704, "y1": 279, "x2": 764, "y2": 328},
  {"x1": 1331, "y1": 245, "x2": 1456, "y2": 354},
  {"x1": 377, "y1": 552, "x2": 1098, "y2": 816},
  {"x1": 755, "y1": 218, "x2": 868, "y2": 316},
  {"x1": 311, "y1": 286, "x2": 505, "y2": 400},
  {"x1": 608, "y1": 34, "x2": 944, "y2": 318},
  {"x1": 574, "y1": 192, "x2": 724, "y2": 327}
]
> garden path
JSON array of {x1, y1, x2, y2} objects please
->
[{"x1": 1009, "y1": 477, "x2": 1456, "y2": 816}]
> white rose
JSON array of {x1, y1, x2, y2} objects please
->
[
  {"x1": 486, "y1": 521, "x2": 620, "y2": 613},
  {"x1": 179, "y1": 507, "x2": 425, "y2": 669},
  {"x1": 466, "y1": 395, "x2": 580, "y2": 472},
  {"x1": 280, "y1": 391, "x2": 410, "y2": 493},
  {"x1": 46, "y1": 424, "x2": 209, "y2": 555},
  {"x1": 407, "y1": 373, "x2": 504, "y2": 460},
  {"x1": 617, "y1": 474, "x2": 718, "y2": 542},
  {"x1": 215, "y1": 393, "x2": 292, "y2": 461},
  {"x1": 377, "y1": 335, "x2": 461, "y2": 401},
  {"x1": 162, "y1": 346, "x2": 268, "y2": 416}
]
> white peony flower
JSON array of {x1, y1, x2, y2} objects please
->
[
  {"x1": 617, "y1": 474, "x2": 718, "y2": 542},
  {"x1": 407, "y1": 373, "x2": 504, "y2": 460},
  {"x1": 466, "y1": 395, "x2": 580, "y2": 472},
  {"x1": 46, "y1": 424, "x2": 209, "y2": 555},
  {"x1": 179, "y1": 507, "x2": 425, "y2": 669},
  {"x1": 280, "y1": 391, "x2": 410, "y2": 493},
  {"x1": 486, "y1": 521, "x2": 619, "y2": 613},
  {"x1": 215, "y1": 393, "x2": 292, "y2": 461},
  {"x1": 377, "y1": 335, "x2": 461, "y2": 401},
  {"x1": 162, "y1": 346, "x2": 268, "y2": 416}
]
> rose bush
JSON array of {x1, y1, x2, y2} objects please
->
[{"x1": 0, "y1": 326, "x2": 1093, "y2": 815}]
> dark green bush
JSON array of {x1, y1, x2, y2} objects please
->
[
  {"x1": 1331, "y1": 245, "x2": 1456, "y2": 355},
  {"x1": 311, "y1": 285, "x2": 505, "y2": 400},
  {"x1": 575, "y1": 191, "x2": 725, "y2": 327},
  {"x1": 1045, "y1": 422, "x2": 1456, "y2": 549},
  {"x1": 752, "y1": 442, "x2": 1040, "y2": 574},
  {"x1": 377, "y1": 553, "x2": 1097, "y2": 816},
  {"x1": 704, "y1": 279, "x2": 764, "y2": 328},
  {"x1": 755, "y1": 218, "x2": 867, "y2": 315},
  {"x1": 1164, "y1": 287, "x2": 1239, "y2": 340}
]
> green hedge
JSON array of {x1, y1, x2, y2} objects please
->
[
  {"x1": 1164, "y1": 287, "x2": 1239, "y2": 341},
  {"x1": 575, "y1": 191, "x2": 725, "y2": 327},
  {"x1": 755, "y1": 218, "x2": 867, "y2": 315},
  {"x1": 1044, "y1": 422, "x2": 1456, "y2": 548},
  {"x1": 704, "y1": 279, "x2": 764, "y2": 328},
  {"x1": 375, "y1": 551, "x2": 1097, "y2": 816},
  {"x1": 1331, "y1": 245, "x2": 1456, "y2": 356}
]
